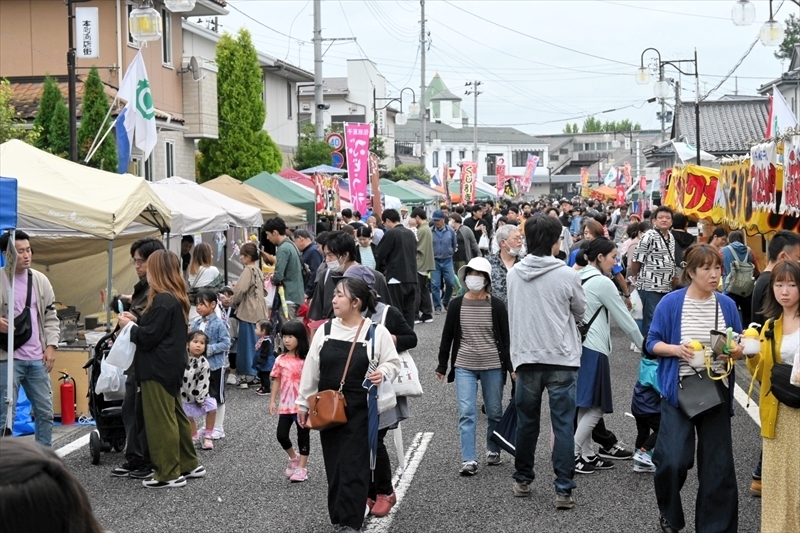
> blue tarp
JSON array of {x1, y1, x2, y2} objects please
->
[{"x1": 0, "y1": 177, "x2": 18, "y2": 231}]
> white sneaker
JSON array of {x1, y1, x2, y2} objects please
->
[
  {"x1": 632, "y1": 449, "x2": 654, "y2": 466},
  {"x1": 210, "y1": 427, "x2": 225, "y2": 440},
  {"x1": 226, "y1": 373, "x2": 237, "y2": 386}
]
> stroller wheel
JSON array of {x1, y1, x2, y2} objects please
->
[
  {"x1": 113, "y1": 438, "x2": 125, "y2": 452},
  {"x1": 89, "y1": 430, "x2": 101, "y2": 465}
]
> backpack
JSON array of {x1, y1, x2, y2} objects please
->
[{"x1": 725, "y1": 245, "x2": 755, "y2": 297}]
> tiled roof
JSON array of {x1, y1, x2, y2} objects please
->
[
  {"x1": 8, "y1": 76, "x2": 181, "y2": 122},
  {"x1": 395, "y1": 119, "x2": 547, "y2": 145},
  {"x1": 674, "y1": 97, "x2": 768, "y2": 154},
  {"x1": 298, "y1": 77, "x2": 348, "y2": 96}
]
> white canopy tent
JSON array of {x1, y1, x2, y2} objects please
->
[
  {"x1": 155, "y1": 177, "x2": 263, "y2": 229},
  {"x1": 149, "y1": 182, "x2": 229, "y2": 236}
]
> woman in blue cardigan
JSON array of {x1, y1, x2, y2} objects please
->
[{"x1": 646, "y1": 244, "x2": 744, "y2": 533}]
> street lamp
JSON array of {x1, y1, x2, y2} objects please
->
[
  {"x1": 731, "y1": 0, "x2": 756, "y2": 26},
  {"x1": 730, "y1": 0, "x2": 799, "y2": 45},
  {"x1": 374, "y1": 86, "x2": 418, "y2": 138},
  {"x1": 165, "y1": 0, "x2": 197, "y2": 12},
  {"x1": 635, "y1": 67, "x2": 651, "y2": 85},
  {"x1": 129, "y1": 0, "x2": 163, "y2": 43},
  {"x1": 637, "y1": 47, "x2": 701, "y2": 164}
]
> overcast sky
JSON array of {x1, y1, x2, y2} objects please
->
[{"x1": 218, "y1": 0, "x2": 795, "y2": 136}]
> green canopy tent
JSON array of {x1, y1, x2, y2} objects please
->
[
  {"x1": 246, "y1": 172, "x2": 316, "y2": 224},
  {"x1": 400, "y1": 180, "x2": 445, "y2": 204},
  {"x1": 448, "y1": 180, "x2": 494, "y2": 201},
  {"x1": 379, "y1": 179, "x2": 434, "y2": 207}
]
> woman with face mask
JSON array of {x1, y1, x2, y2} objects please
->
[
  {"x1": 436, "y1": 257, "x2": 512, "y2": 476},
  {"x1": 487, "y1": 224, "x2": 523, "y2": 305}
]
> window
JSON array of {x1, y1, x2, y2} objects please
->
[
  {"x1": 432, "y1": 151, "x2": 439, "y2": 168},
  {"x1": 512, "y1": 150, "x2": 544, "y2": 167},
  {"x1": 559, "y1": 148, "x2": 569, "y2": 154},
  {"x1": 165, "y1": 140, "x2": 175, "y2": 178},
  {"x1": 287, "y1": 82, "x2": 293, "y2": 119},
  {"x1": 127, "y1": 5, "x2": 138, "y2": 47},
  {"x1": 446, "y1": 151, "x2": 452, "y2": 166},
  {"x1": 161, "y1": 9, "x2": 172, "y2": 66},
  {"x1": 459, "y1": 150, "x2": 465, "y2": 160},
  {"x1": 144, "y1": 155, "x2": 153, "y2": 181},
  {"x1": 572, "y1": 143, "x2": 582, "y2": 152},
  {"x1": 551, "y1": 154, "x2": 559, "y2": 162}
]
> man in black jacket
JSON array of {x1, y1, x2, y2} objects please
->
[
  {"x1": 376, "y1": 209, "x2": 420, "y2": 329},
  {"x1": 293, "y1": 229, "x2": 323, "y2": 301}
]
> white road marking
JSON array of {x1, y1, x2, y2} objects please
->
[
  {"x1": 733, "y1": 381, "x2": 761, "y2": 428},
  {"x1": 55, "y1": 432, "x2": 91, "y2": 458},
  {"x1": 364, "y1": 431, "x2": 434, "y2": 533}
]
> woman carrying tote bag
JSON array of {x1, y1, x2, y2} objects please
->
[
  {"x1": 297, "y1": 278, "x2": 399, "y2": 533},
  {"x1": 646, "y1": 244, "x2": 743, "y2": 533}
]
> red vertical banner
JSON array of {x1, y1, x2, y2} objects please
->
[
  {"x1": 496, "y1": 156, "x2": 507, "y2": 197},
  {"x1": 461, "y1": 161, "x2": 477, "y2": 204},
  {"x1": 344, "y1": 122, "x2": 370, "y2": 214},
  {"x1": 521, "y1": 154, "x2": 539, "y2": 192},
  {"x1": 314, "y1": 173, "x2": 324, "y2": 213}
]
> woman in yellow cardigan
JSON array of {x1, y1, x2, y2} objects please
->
[{"x1": 746, "y1": 260, "x2": 800, "y2": 533}]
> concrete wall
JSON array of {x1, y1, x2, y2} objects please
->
[
  {"x1": 182, "y1": 61, "x2": 218, "y2": 139},
  {"x1": 151, "y1": 129, "x2": 195, "y2": 181},
  {"x1": 263, "y1": 72, "x2": 298, "y2": 152}
]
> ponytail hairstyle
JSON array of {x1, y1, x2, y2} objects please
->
[
  {"x1": 336, "y1": 277, "x2": 378, "y2": 316},
  {"x1": 586, "y1": 237, "x2": 616, "y2": 265},
  {"x1": 575, "y1": 240, "x2": 591, "y2": 268}
]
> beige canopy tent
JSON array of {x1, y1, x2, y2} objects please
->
[
  {"x1": 201, "y1": 175, "x2": 307, "y2": 226},
  {"x1": 0, "y1": 139, "x2": 171, "y2": 320}
]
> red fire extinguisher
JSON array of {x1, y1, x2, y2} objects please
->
[{"x1": 59, "y1": 371, "x2": 76, "y2": 425}]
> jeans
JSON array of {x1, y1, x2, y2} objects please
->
[
  {"x1": 513, "y1": 366, "x2": 577, "y2": 495},
  {"x1": 454, "y1": 367, "x2": 504, "y2": 462},
  {"x1": 0, "y1": 359, "x2": 54, "y2": 446},
  {"x1": 653, "y1": 394, "x2": 738, "y2": 532},
  {"x1": 430, "y1": 257, "x2": 455, "y2": 311},
  {"x1": 639, "y1": 290, "x2": 666, "y2": 354},
  {"x1": 236, "y1": 321, "x2": 257, "y2": 378}
]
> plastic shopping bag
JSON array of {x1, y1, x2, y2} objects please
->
[
  {"x1": 96, "y1": 357, "x2": 125, "y2": 399},
  {"x1": 377, "y1": 377, "x2": 397, "y2": 414},
  {"x1": 106, "y1": 323, "x2": 135, "y2": 370},
  {"x1": 791, "y1": 345, "x2": 800, "y2": 387},
  {"x1": 629, "y1": 289, "x2": 643, "y2": 321}
]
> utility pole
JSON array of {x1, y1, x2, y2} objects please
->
[
  {"x1": 419, "y1": 0, "x2": 426, "y2": 167},
  {"x1": 658, "y1": 65, "x2": 666, "y2": 142},
  {"x1": 465, "y1": 80, "x2": 481, "y2": 163},
  {"x1": 313, "y1": 0, "x2": 324, "y2": 140},
  {"x1": 635, "y1": 137, "x2": 641, "y2": 189}
]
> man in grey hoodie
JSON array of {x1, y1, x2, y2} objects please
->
[{"x1": 507, "y1": 215, "x2": 586, "y2": 510}]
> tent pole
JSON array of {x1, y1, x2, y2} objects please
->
[
  {"x1": 223, "y1": 228, "x2": 229, "y2": 286},
  {"x1": 106, "y1": 240, "x2": 113, "y2": 333},
  {"x1": 4, "y1": 230, "x2": 16, "y2": 435}
]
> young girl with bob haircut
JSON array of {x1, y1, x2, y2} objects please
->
[
  {"x1": 297, "y1": 278, "x2": 400, "y2": 533},
  {"x1": 118, "y1": 250, "x2": 204, "y2": 488},
  {"x1": 646, "y1": 244, "x2": 743, "y2": 533},
  {"x1": 747, "y1": 260, "x2": 800, "y2": 533}
]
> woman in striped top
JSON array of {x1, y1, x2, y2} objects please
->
[{"x1": 436, "y1": 257, "x2": 511, "y2": 477}]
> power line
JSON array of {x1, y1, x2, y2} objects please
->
[
  {"x1": 227, "y1": 1, "x2": 310, "y2": 43},
  {"x1": 599, "y1": 1, "x2": 734, "y2": 21},
  {"x1": 701, "y1": 35, "x2": 760, "y2": 101},
  {"x1": 441, "y1": 0, "x2": 636, "y2": 67}
]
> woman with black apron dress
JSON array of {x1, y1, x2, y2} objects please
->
[{"x1": 297, "y1": 278, "x2": 400, "y2": 532}]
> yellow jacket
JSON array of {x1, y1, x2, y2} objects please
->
[{"x1": 746, "y1": 316, "x2": 785, "y2": 439}]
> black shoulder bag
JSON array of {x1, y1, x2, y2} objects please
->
[
  {"x1": 677, "y1": 294, "x2": 725, "y2": 418},
  {"x1": 576, "y1": 276, "x2": 608, "y2": 343},
  {"x1": 0, "y1": 271, "x2": 34, "y2": 351},
  {"x1": 765, "y1": 321, "x2": 800, "y2": 409}
]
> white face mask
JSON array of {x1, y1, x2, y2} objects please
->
[
  {"x1": 507, "y1": 246, "x2": 521, "y2": 257},
  {"x1": 326, "y1": 259, "x2": 342, "y2": 273},
  {"x1": 465, "y1": 275, "x2": 486, "y2": 293}
]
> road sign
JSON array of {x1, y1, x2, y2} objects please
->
[
  {"x1": 326, "y1": 133, "x2": 344, "y2": 152},
  {"x1": 331, "y1": 152, "x2": 345, "y2": 168}
]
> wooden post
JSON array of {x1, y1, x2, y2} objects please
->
[{"x1": 369, "y1": 152, "x2": 382, "y2": 221}]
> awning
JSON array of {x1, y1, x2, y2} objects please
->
[
  {"x1": 149, "y1": 183, "x2": 230, "y2": 235},
  {"x1": 155, "y1": 176, "x2": 263, "y2": 229},
  {"x1": 246, "y1": 172, "x2": 317, "y2": 224},
  {"x1": 201, "y1": 175, "x2": 307, "y2": 226},
  {"x1": 379, "y1": 179, "x2": 434, "y2": 207}
]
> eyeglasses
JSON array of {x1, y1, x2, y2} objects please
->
[{"x1": 130, "y1": 258, "x2": 145, "y2": 266}]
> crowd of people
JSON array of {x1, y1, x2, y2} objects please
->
[{"x1": 1, "y1": 193, "x2": 798, "y2": 533}]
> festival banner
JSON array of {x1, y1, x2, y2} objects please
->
[
  {"x1": 782, "y1": 136, "x2": 800, "y2": 217},
  {"x1": 496, "y1": 156, "x2": 507, "y2": 197},
  {"x1": 521, "y1": 155, "x2": 538, "y2": 192},
  {"x1": 750, "y1": 142, "x2": 778, "y2": 213},
  {"x1": 314, "y1": 173, "x2": 340, "y2": 215},
  {"x1": 580, "y1": 167, "x2": 589, "y2": 187},
  {"x1": 639, "y1": 176, "x2": 647, "y2": 191},
  {"x1": 623, "y1": 162, "x2": 632, "y2": 188},
  {"x1": 461, "y1": 161, "x2": 478, "y2": 204},
  {"x1": 504, "y1": 175, "x2": 518, "y2": 198},
  {"x1": 664, "y1": 165, "x2": 724, "y2": 223},
  {"x1": 344, "y1": 123, "x2": 370, "y2": 214}
]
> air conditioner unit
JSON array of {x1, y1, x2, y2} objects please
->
[
  {"x1": 301, "y1": 102, "x2": 310, "y2": 111},
  {"x1": 349, "y1": 105, "x2": 358, "y2": 114}
]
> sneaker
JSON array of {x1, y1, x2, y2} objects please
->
[
  {"x1": 414, "y1": 318, "x2": 422, "y2": 325},
  {"x1": 226, "y1": 373, "x2": 237, "y2": 386},
  {"x1": 555, "y1": 492, "x2": 575, "y2": 510},
  {"x1": 459, "y1": 461, "x2": 478, "y2": 476},
  {"x1": 574, "y1": 456, "x2": 596, "y2": 474},
  {"x1": 586, "y1": 455, "x2": 615, "y2": 470},
  {"x1": 237, "y1": 378, "x2": 249, "y2": 389},
  {"x1": 633, "y1": 460, "x2": 656, "y2": 473},
  {"x1": 110, "y1": 462, "x2": 136, "y2": 477},
  {"x1": 142, "y1": 476, "x2": 186, "y2": 489},
  {"x1": 210, "y1": 427, "x2": 225, "y2": 440},
  {"x1": 597, "y1": 443, "x2": 633, "y2": 460},
  {"x1": 486, "y1": 452, "x2": 503, "y2": 466},
  {"x1": 633, "y1": 448, "x2": 654, "y2": 467},
  {"x1": 289, "y1": 467, "x2": 308, "y2": 483},
  {"x1": 251, "y1": 377, "x2": 261, "y2": 385},
  {"x1": 423, "y1": 318, "x2": 434, "y2": 323},
  {"x1": 434, "y1": 308, "x2": 442, "y2": 315},
  {"x1": 750, "y1": 478, "x2": 762, "y2": 497},
  {"x1": 370, "y1": 492, "x2": 396, "y2": 516},
  {"x1": 129, "y1": 467, "x2": 155, "y2": 479},
  {"x1": 513, "y1": 481, "x2": 531, "y2": 498},
  {"x1": 256, "y1": 386, "x2": 271, "y2": 396},
  {"x1": 182, "y1": 465, "x2": 207, "y2": 479},
  {"x1": 660, "y1": 514, "x2": 678, "y2": 533},
  {"x1": 285, "y1": 454, "x2": 300, "y2": 478}
]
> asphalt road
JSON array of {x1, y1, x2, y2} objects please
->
[{"x1": 58, "y1": 316, "x2": 764, "y2": 533}]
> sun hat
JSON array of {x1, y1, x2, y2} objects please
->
[{"x1": 457, "y1": 256, "x2": 492, "y2": 288}]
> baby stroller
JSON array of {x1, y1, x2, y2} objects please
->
[{"x1": 82, "y1": 331, "x2": 127, "y2": 465}]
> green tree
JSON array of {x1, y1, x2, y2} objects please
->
[
  {"x1": 33, "y1": 75, "x2": 62, "y2": 150},
  {"x1": 383, "y1": 164, "x2": 430, "y2": 184},
  {"x1": 633, "y1": 123, "x2": 642, "y2": 131},
  {"x1": 47, "y1": 97, "x2": 69, "y2": 157},
  {"x1": 293, "y1": 137, "x2": 333, "y2": 169},
  {"x1": 563, "y1": 123, "x2": 575, "y2": 134},
  {"x1": 776, "y1": 14, "x2": 800, "y2": 60},
  {"x1": 0, "y1": 79, "x2": 39, "y2": 145},
  {"x1": 77, "y1": 67, "x2": 117, "y2": 170},
  {"x1": 370, "y1": 135, "x2": 387, "y2": 162},
  {"x1": 582, "y1": 116, "x2": 604, "y2": 133},
  {"x1": 199, "y1": 29, "x2": 282, "y2": 182}
]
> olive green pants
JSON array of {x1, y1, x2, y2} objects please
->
[{"x1": 140, "y1": 380, "x2": 198, "y2": 482}]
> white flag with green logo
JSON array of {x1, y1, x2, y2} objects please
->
[{"x1": 117, "y1": 50, "x2": 157, "y2": 164}]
